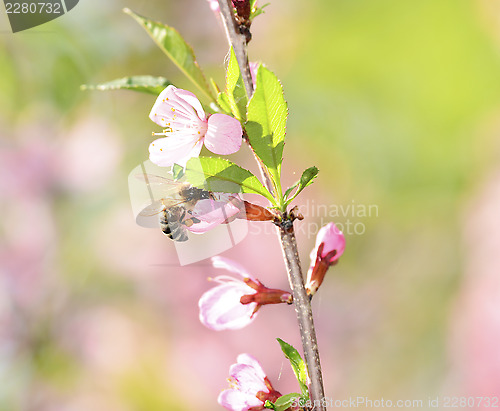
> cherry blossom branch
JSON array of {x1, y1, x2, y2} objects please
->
[
  {"x1": 216, "y1": 0, "x2": 254, "y2": 97},
  {"x1": 216, "y1": 0, "x2": 275, "y2": 195},
  {"x1": 216, "y1": 2, "x2": 326, "y2": 407},
  {"x1": 279, "y1": 220, "x2": 326, "y2": 410}
]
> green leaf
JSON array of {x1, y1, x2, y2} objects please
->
[
  {"x1": 250, "y1": 2, "x2": 270, "y2": 20},
  {"x1": 124, "y1": 8, "x2": 214, "y2": 102},
  {"x1": 209, "y1": 78, "x2": 221, "y2": 101},
  {"x1": 226, "y1": 47, "x2": 248, "y2": 121},
  {"x1": 185, "y1": 157, "x2": 275, "y2": 204},
  {"x1": 172, "y1": 164, "x2": 185, "y2": 180},
  {"x1": 277, "y1": 338, "x2": 309, "y2": 399},
  {"x1": 246, "y1": 65, "x2": 287, "y2": 196},
  {"x1": 264, "y1": 400, "x2": 276, "y2": 410},
  {"x1": 284, "y1": 166, "x2": 319, "y2": 203},
  {"x1": 81, "y1": 75, "x2": 172, "y2": 95},
  {"x1": 217, "y1": 91, "x2": 232, "y2": 115},
  {"x1": 274, "y1": 393, "x2": 301, "y2": 411}
]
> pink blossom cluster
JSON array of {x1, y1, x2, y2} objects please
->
[{"x1": 146, "y1": 84, "x2": 346, "y2": 410}]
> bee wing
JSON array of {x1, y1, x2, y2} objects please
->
[
  {"x1": 139, "y1": 198, "x2": 194, "y2": 218},
  {"x1": 134, "y1": 173, "x2": 183, "y2": 197},
  {"x1": 138, "y1": 200, "x2": 165, "y2": 217},
  {"x1": 135, "y1": 174, "x2": 172, "y2": 185}
]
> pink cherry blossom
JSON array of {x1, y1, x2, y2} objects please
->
[
  {"x1": 149, "y1": 86, "x2": 242, "y2": 167},
  {"x1": 198, "y1": 257, "x2": 292, "y2": 330},
  {"x1": 187, "y1": 194, "x2": 243, "y2": 234},
  {"x1": 305, "y1": 222, "x2": 345, "y2": 296},
  {"x1": 218, "y1": 354, "x2": 281, "y2": 411}
]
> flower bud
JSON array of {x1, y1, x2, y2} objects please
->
[{"x1": 305, "y1": 223, "x2": 345, "y2": 296}]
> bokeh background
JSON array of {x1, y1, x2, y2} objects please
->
[{"x1": 1, "y1": 0, "x2": 500, "y2": 409}]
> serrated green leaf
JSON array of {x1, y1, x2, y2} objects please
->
[
  {"x1": 277, "y1": 338, "x2": 309, "y2": 399},
  {"x1": 185, "y1": 157, "x2": 275, "y2": 204},
  {"x1": 284, "y1": 183, "x2": 298, "y2": 200},
  {"x1": 274, "y1": 393, "x2": 301, "y2": 411},
  {"x1": 124, "y1": 8, "x2": 214, "y2": 102},
  {"x1": 284, "y1": 166, "x2": 319, "y2": 204},
  {"x1": 226, "y1": 47, "x2": 248, "y2": 121},
  {"x1": 246, "y1": 65, "x2": 287, "y2": 196},
  {"x1": 81, "y1": 76, "x2": 172, "y2": 95},
  {"x1": 217, "y1": 91, "x2": 232, "y2": 114}
]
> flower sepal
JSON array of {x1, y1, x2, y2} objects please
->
[{"x1": 240, "y1": 277, "x2": 292, "y2": 317}]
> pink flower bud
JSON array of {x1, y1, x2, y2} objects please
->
[
  {"x1": 310, "y1": 222, "x2": 345, "y2": 263},
  {"x1": 218, "y1": 354, "x2": 281, "y2": 411},
  {"x1": 305, "y1": 223, "x2": 345, "y2": 296}
]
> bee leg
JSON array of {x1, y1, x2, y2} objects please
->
[{"x1": 183, "y1": 217, "x2": 201, "y2": 228}]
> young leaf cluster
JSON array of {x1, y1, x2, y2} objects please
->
[{"x1": 86, "y1": 8, "x2": 318, "y2": 212}]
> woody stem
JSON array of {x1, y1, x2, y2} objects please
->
[{"x1": 278, "y1": 222, "x2": 325, "y2": 410}]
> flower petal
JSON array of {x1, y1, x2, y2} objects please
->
[
  {"x1": 187, "y1": 195, "x2": 242, "y2": 233},
  {"x1": 211, "y1": 256, "x2": 252, "y2": 279},
  {"x1": 310, "y1": 222, "x2": 346, "y2": 263},
  {"x1": 149, "y1": 134, "x2": 203, "y2": 168},
  {"x1": 205, "y1": 114, "x2": 242, "y2": 155},
  {"x1": 149, "y1": 85, "x2": 207, "y2": 129},
  {"x1": 230, "y1": 363, "x2": 268, "y2": 394},
  {"x1": 236, "y1": 354, "x2": 267, "y2": 382},
  {"x1": 172, "y1": 87, "x2": 207, "y2": 121},
  {"x1": 198, "y1": 283, "x2": 257, "y2": 331},
  {"x1": 218, "y1": 388, "x2": 263, "y2": 411}
]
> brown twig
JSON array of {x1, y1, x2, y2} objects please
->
[{"x1": 278, "y1": 219, "x2": 325, "y2": 410}]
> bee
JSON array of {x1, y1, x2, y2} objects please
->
[{"x1": 136, "y1": 174, "x2": 213, "y2": 242}]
